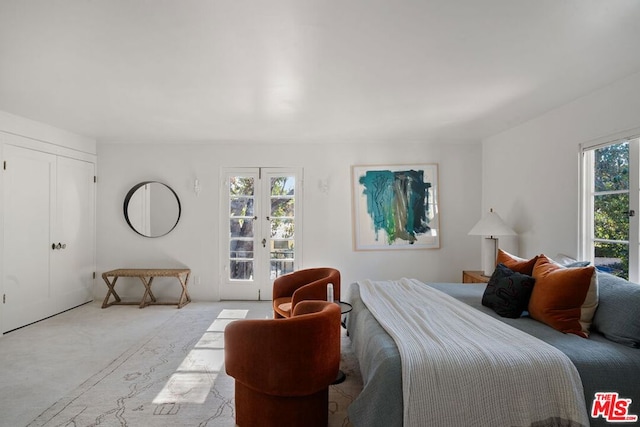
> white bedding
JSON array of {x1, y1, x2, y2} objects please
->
[{"x1": 358, "y1": 278, "x2": 590, "y2": 427}]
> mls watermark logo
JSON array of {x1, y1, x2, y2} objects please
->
[{"x1": 591, "y1": 392, "x2": 638, "y2": 423}]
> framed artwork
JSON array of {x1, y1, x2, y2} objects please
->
[{"x1": 351, "y1": 163, "x2": 440, "y2": 250}]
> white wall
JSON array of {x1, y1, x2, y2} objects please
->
[
  {"x1": 482, "y1": 71, "x2": 640, "y2": 260},
  {"x1": 0, "y1": 111, "x2": 96, "y2": 155},
  {"x1": 97, "y1": 141, "x2": 482, "y2": 301}
]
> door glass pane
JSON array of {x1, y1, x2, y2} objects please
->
[
  {"x1": 270, "y1": 198, "x2": 294, "y2": 216},
  {"x1": 231, "y1": 177, "x2": 254, "y2": 196},
  {"x1": 270, "y1": 240, "x2": 294, "y2": 279},
  {"x1": 271, "y1": 176, "x2": 294, "y2": 196},
  {"x1": 230, "y1": 240, "x2": 254, "y2": 259},
  {"x1": 229, "y1": 176, "x2": 255, "y2": 281},
  {"x1": 269, "y1": 176, "x2": 295, "y2": 279},
  {"x1": 230, "y1": 219, "x2": 254, "y2": 238},
  {"x1": 230, "y1": 260, "x2": 253, "y2": 280},
  {"x1": 270, "y1": 219, "x2": 294, "y2": 238},
  {"x1": 230, "y1": 236, "x2": 254, "y2": 280},
  {"x1": 230, "y1": 197, "x2": 254, "y2": 217}
]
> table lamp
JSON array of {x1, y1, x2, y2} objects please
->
[{"x1": 468, "y1": 208, "x2": 516, "y2": 276}]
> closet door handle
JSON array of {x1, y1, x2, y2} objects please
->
[{"x1": 51, "y1": 242, "x2": 65, "y2": 250}]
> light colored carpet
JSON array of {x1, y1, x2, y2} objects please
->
[{"x1": 24, "y1": 304, "x2": 362, "y2": 426}]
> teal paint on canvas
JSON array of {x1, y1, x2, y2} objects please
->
[{"x1": 359, "y1": 169, "x2": 431, "y2": 244}]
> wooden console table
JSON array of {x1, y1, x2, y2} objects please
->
[{"x1": 102, "y1": 268, "x2": 191, "y2": 309}]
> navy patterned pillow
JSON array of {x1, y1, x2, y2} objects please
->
[{"x1": 482, "y1": 263, "x2": 536, "y2": 318}]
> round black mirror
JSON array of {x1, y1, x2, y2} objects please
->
[{"x1": 123, "y1": 181, "x2": 181, "y2": 238}]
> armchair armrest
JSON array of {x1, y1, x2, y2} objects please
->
[
  {"x1": 272, "y1": 268, "x2": 341, "y2": 302},
  {"x1": 291, "y1": 278, "x2": 340, "y2": 307},
  {"x1": 272, "y1": 272, "x2": 307, "y2": 300}
]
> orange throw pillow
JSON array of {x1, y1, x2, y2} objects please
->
[
  {"x1": 496, "y1": 249, "x2": 539, "y2": 276},
  {"x1": 529, "y1": 254, "x2": 598, "y2": 338}
]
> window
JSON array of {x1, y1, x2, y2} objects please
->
[{"x1": 581, "y1": 137, "x2": 639, "y2": 281}]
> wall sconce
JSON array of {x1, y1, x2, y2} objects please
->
[
  {"x1": 318, "y1": 178, "x2": 330, "y2": 194},
  {"x1": 193, "y1": 179, "x2": 201, "y2": 197}
]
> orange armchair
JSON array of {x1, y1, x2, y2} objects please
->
[
  {"x1": 224, "y1": 300, "x2": 341, "y2": 427},
  {"x1": 272, "y1": 267, "x2": 341, "y2": 318}
]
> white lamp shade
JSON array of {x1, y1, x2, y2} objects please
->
[
  {"x1": 468, "y1": 209, "x2": 516, "y2": 237},
  {"x1": 469, "y1": 209, "x2": 516, "y2": 276}
]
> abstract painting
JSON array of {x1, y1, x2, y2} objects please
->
[{"x1": 352, "y1": 164, "x2": 439, "y2": 250}]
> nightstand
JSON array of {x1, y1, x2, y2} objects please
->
[{"x1": 462, "y1": 270, "x2": 490, "y2": 284}]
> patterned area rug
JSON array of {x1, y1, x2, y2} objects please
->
[{"x1": 28, "y1": 307, "x2": 362, "y2": 427}]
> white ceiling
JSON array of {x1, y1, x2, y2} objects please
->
[{"x1": 2, "y1": 0, "x2": 640, "y2": 144}]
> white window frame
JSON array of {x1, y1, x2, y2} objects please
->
[{"x1": 580, "y1": 130, "x2": 640, "y2": 282}]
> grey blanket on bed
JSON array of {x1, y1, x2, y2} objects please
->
[
  {"x1": 346, "y1": 282, "x2": 640, "y2": 427},
  {"x1": 355, "y1": 279, "x2": 588, "y2": 427}
]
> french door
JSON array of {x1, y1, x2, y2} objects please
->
[{"x1": 219, "y1": 167, "x2": 302, "y2": 300}]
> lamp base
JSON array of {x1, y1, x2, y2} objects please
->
[{"x1": 481, "y1": 237, "x2": 498, "y2": 277}]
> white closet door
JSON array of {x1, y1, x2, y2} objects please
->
[
  {"x1": 50, "y1": 156, "x2": 95, "y2": 313},
  {"x1": 2, "y1": 145, "x2": 55, "y2": 332}
]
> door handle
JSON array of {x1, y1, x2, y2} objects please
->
[
  {"x1": 51, "y1": 242, "x2": 67, "y2": 250},
  {"x1": 262, "y1": 238, "x2": 266, "y2": 248}
]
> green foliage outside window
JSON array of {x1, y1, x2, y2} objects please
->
[
  {"x1": 593, "y1": 142, "x2": 629, "y2": 278},
  {"x1": 270, "y1": 177, "x2": 295, "y2": 239}
]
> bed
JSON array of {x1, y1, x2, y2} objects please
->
[{"x1": 345, "y1": 278, "x2": 640, "y2": 427}]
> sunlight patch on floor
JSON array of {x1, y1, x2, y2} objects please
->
[{"x1": 153, "y1": 308, "x2": 248, "y2": 405}]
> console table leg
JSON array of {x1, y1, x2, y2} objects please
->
[
  {"x1": 101, "y1": 276, "x2": 121, "y2": 308},
  {"x1": 139, "y1": 276, "x2": 157, "y2": 308},
  {"x1": 177, "y1": 272, "x2": 191, "y2": 308}
]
